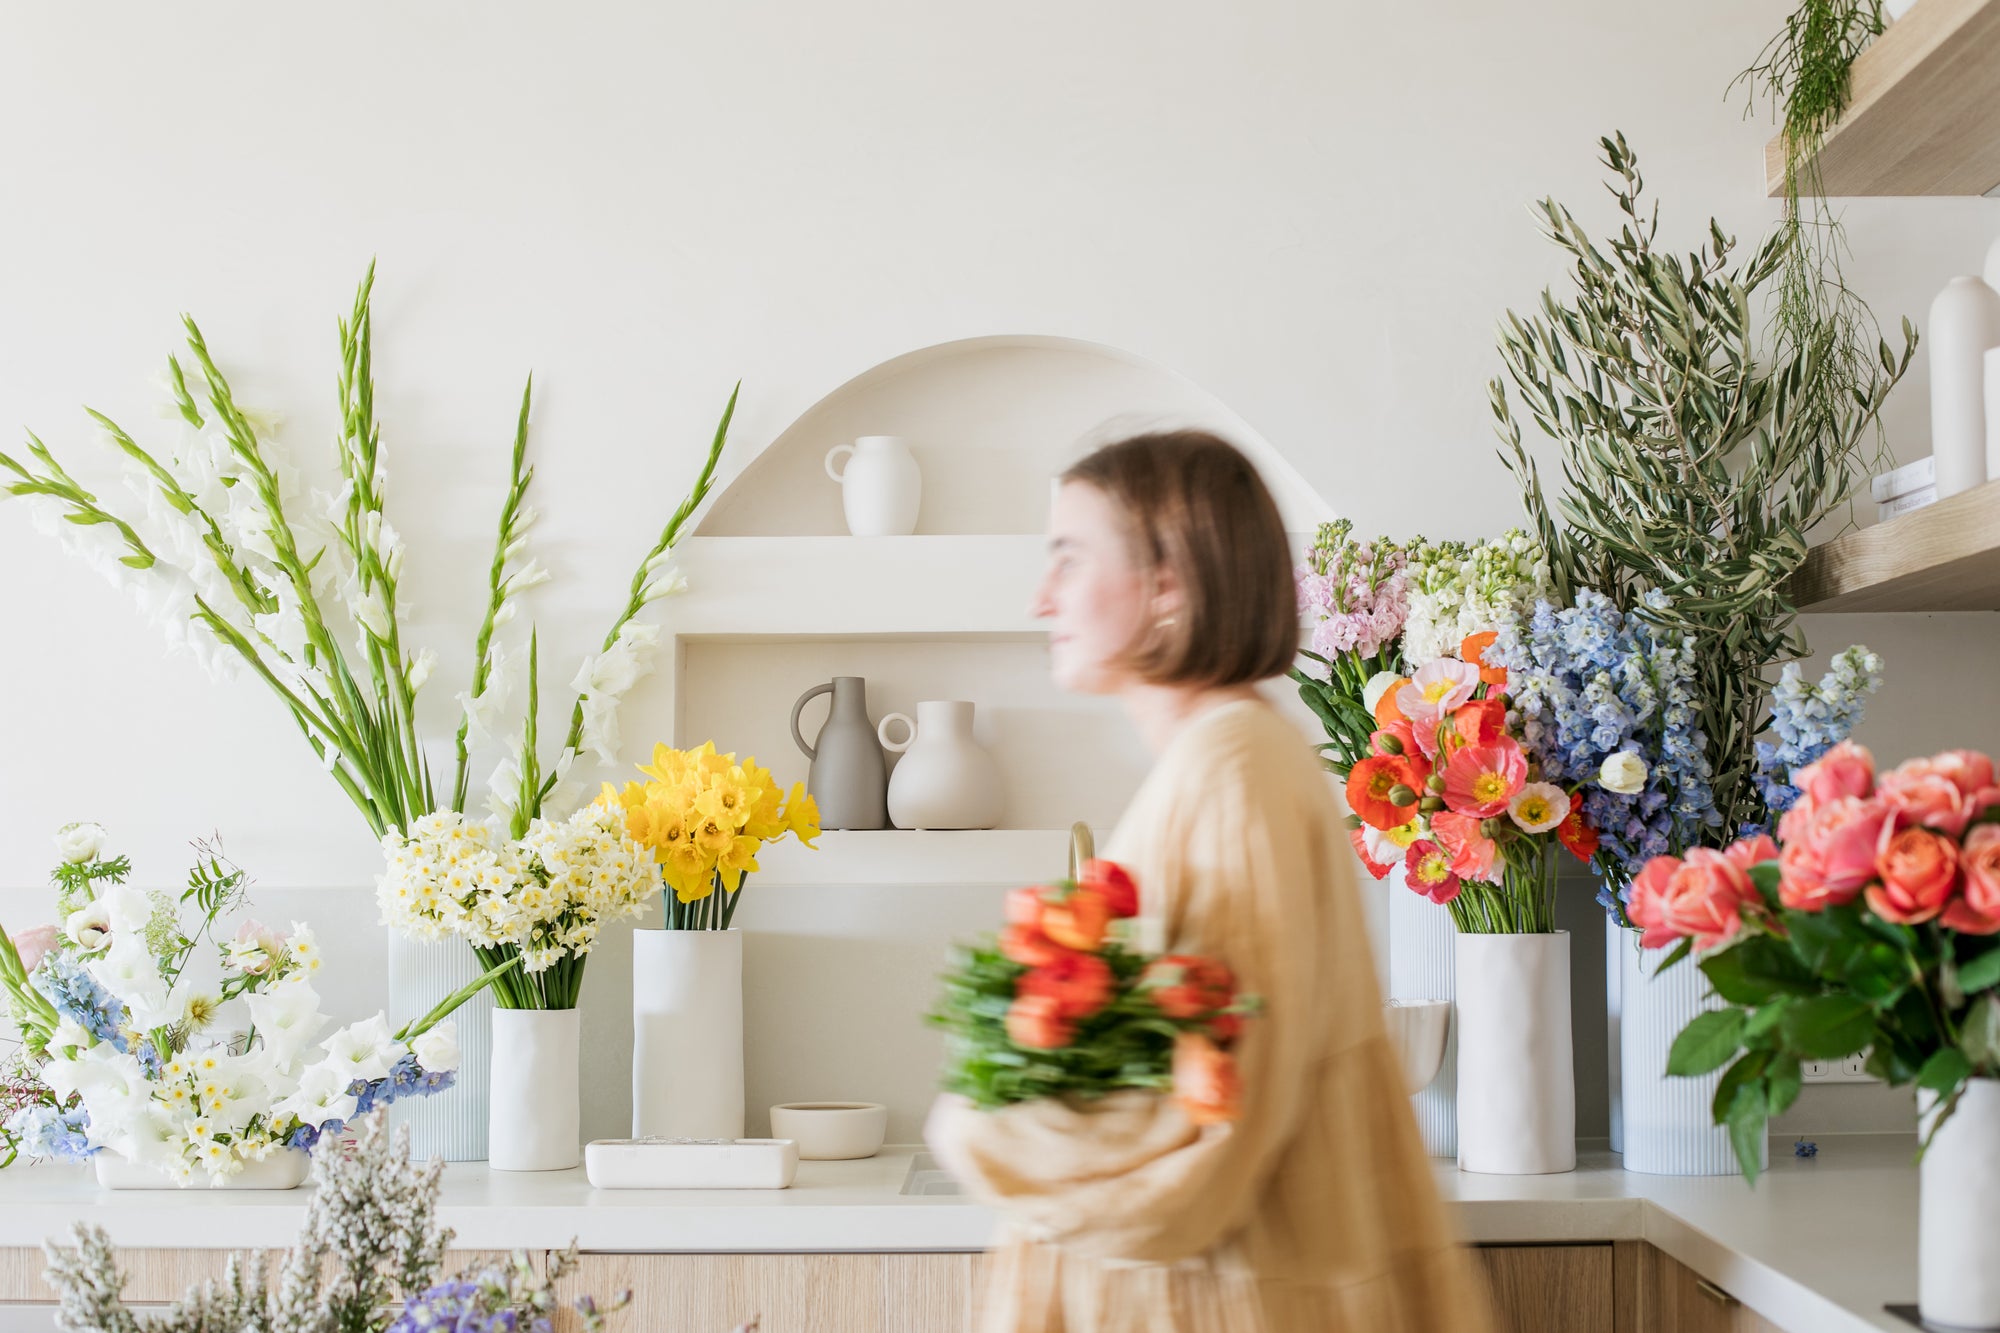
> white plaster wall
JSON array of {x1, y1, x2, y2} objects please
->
[{"x1": 2, "y1": 1, "x2": 1998, "y2": 1144}]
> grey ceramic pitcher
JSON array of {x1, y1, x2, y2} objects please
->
[{"x1": 790, "y1": 676, "x2": 889, "y2": 830}]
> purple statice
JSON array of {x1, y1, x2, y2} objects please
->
[
  {"x1": 4, "y1": 1104, "x2": 97, "y2": 1161},
  {"x1": 31, "y1": 956, "x2": 130, "y2": 1053},
  {"x1": 389, "y1": 1277, "x2": 552, "y2": 1333},
  {"x1": 1489, "y1": 589, "x2": 1718, "y2": 918},
  {"x1": 1296, "y1": 519, "x2": 1410, "y2": 674},
  {"x1": 1751, "y1": 646, "x2": 1884, "y2": 827}
]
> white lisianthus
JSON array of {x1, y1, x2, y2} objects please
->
[
  {"x1": 1361, "y1": 671, "x2": 1403, "y2": 716},
  {"x1": 318, "y1": 1014, "x2": 404, "y2": 1083},
  {"x1": 54, "y1": 821, "x2": 107, "y2": 864},
  {"x1": 410, "y1": 1021, "x2": 460, "y2": 1074},
  {"x1": 65, "y1": 901, "x2": 113, "y2": 952},
  {"x1": 1598, "y1": 751, "x2": 1650, "y2": 796}
]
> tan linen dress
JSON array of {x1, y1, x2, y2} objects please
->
[{"x1": 926, "y1": 698, "x2": 1492, "y2": 1333}]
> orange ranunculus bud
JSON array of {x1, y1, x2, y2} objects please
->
[
  {"x1": 1078, "y1": 859, "x2": 1140, "y2": 919},
  {"x1": 998, "y1": 923, "x2": 1065, "y2": 968},
  {"x1": 1039, "y1": 886, "x2": 1113, "y2": 952},
  {"x1": 1140, "y1": 955, "x2": 1237, "y2": 1019},
  {"x1": 1005, "y1": 993, "x2": 1074, "y2": 1050},
  {"x1": 1173, "y1": 1032, "x2": 1243, "y2": 1126},
  {"x1": 1018, "y1": 950, "x2": 1115, "y2": 1020}
]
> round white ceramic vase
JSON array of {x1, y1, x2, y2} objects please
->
[
  {"x1": 878, "y1": 701, "x2": 1004, "y2": 830},
  {"x1": 825, "y1": 435, "x2": 921, "y2": 536},
  {"x1": 488, "y1": 1007, "x2": 581, "y2": 1172}
]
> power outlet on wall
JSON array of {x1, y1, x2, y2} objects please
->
[{"x1": 1801, "y1": 1054, "x2": 1872, "y2": 1083}]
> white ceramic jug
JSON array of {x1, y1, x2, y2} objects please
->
[
  {"x1": 876, "y1": 700, "x2": 1003, "y2": 830},
  {"x1": 825, "y1": 435, "x2": 921, "y2": 536}
]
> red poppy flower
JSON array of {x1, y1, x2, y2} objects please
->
[
  {"x1": 1347, "y1": 754, "x2": 1423, "y2": 831},
  {"x1": 1558, "y1": 810, "x2": 1599, "y2": 862}
]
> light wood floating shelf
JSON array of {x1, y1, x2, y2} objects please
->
[
  {"x1": 747, "y1": 828, "x2": 1090, "y2": 887},
  {"x1": 1791, "y1": 478, "x2": 2000, "y2": 611},
  {"x1": 1764, "y1": 0, "x2": 2000, "y2": 196}
]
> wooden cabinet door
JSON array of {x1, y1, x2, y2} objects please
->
[
  {"x1": 1475, "y1": 1244, "x2": 1615, "y2": 1333},
  {"x1": 1643, "y1": 1247, "x2": 1784, "y2": 1333}
]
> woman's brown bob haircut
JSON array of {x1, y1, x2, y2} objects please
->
[{"x1": 1061, "y1": 430, "x2": 1297, "y2": 689}]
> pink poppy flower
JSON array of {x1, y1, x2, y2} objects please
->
[
  {"x1": 1394, "y1": 660, "x2": 1481, "y2": 734},
  {"x1": 1403, "y1": 840, "x2": 1463, "y2": 905},
  {"x1": 1432, "y1": 811, "x2": 1499, "y2": 883},
  {"x1": 1442, "y1": 742, "x2": 1528, "y2": 819}
]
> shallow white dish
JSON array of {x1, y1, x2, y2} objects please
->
[
  {"x1": 769, "y1": 1102, "x2": 888, "y2": 1160},
  {"x1": 583, "y1": 1137, "x2": 799, "y2": 1190},
  {"x1": 94, "y1": 1150, "x2": 310, "y2": 1191}
]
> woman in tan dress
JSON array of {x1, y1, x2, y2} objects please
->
[{"x1": 925, "y1": 432, "x2": 1492, "y2": 1333}]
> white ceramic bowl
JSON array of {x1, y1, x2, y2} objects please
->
[
  {"x1": 1383, "y1": 999, "x2": 1453, "y2": 1094},
  {"x1": 769, "y1": 1102, "x2": 889, "y2": 1160}
]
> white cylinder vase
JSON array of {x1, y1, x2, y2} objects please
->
[
  {"x1": 387, "y1": 934, "x2": 492, "y2": 1162},
  {"x1": 488, "y1": 1008, "x2": 581, "y2": 1172},
  {"x1": 1388, "y1": 868, "x2": 1457, "y2": 1157},
  {"x1": 1928, "y1": 275, "x2": 2000, "y2": 498},
  {"x1": 1618, "y1": 934, "x2": 1767, "y2": 1175},
  {"x1": 1921, "y1": 1079, "x2": 2000, "y2": 1329},
  {"x1": 632, "y1": 928, "x2": 746, "y2": 1140},
  {"x1": 1455, "y1": 931, "x2": 1575, "y2": 1175}
]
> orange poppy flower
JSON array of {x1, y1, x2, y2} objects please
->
[
  {"x1": 1346, "y1": 754, "x2": 1423, "y2": 831},
  {"x1": 1459, "y1": 631, "x2": 1509, "y2": 687},
  {"x1": 1372, "y1": 677, "x2": 1412, "y2": 727}
]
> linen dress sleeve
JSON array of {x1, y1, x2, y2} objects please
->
[{"x1": 924, "y1": 723, "x2": 1337, "y2": 1264}]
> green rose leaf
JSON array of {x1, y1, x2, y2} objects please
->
[
  {"x1": 1782, "y1": 994, "x2": 1876, "y2": 1059},
  {"x1": 1841, "y1": 941, "x2": 1912, "y2": 1005},
  {"x1": 1748, "y1": 861, "x2": 1782, "y2": 907},
  {"x1": 1669, "y1": 1009, "x2": 1747, "y2": 1077},
  {"x1": 1955, "y1": 947, "x2": 2000, "y2": 997},
  {"x1": 1917, "y1": 1048, "x2": 1974, "y2": 1095},
  {"x1": 1767, "y1": 1053, "x2": 1804, "y2": 1116},
  {"x1": 1961, "y1": 994, "x2": 2000, "y2": 1072},
  {"x1": 1725, "y1": 1077, "x2": 1770, "y2": 1186},
  {"x1": 1701, "y1": 935, "x2": 1816, "y2": 1005}
]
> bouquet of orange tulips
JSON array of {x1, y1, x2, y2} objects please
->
[{"x1": 928, "y1": 860, "x2": 1258, "y2": 1126}]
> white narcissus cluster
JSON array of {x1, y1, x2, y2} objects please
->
[{"x1": 376, "y1": 803, "x2": 659, "y2": 973}]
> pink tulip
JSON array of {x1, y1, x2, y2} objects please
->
[
  {"x1": 1943, "y1": 825, "x2": 2000, "y2": 936},
  {"x1": 1628, "y1": 848, "x2": 1760, "y2": 951},
  {"x1": 1777, "y1": 796, "x2": 1892, "y2": 912},
  {"x1": 1794, "y1": 740, "x2": 1875, "y2": 809},
  {"x1": 7, "y1": 924, "x2": 59, "y2": 974}
]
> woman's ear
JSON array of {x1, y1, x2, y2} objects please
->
[{"x1": 1150, "y1": 567, "x2": 1185, "y2": 629}]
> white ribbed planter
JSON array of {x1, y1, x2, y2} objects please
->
[
  {"x1": 632, "y1": 928, "x2": 746, "y2": 1140},
  {"x1": 1605, "y1": 916, "x2": 1623, "y2": 1156},
  {"x1": 387, "y1": 934, "x2": 492, "y2": 1162},
  {"x1": 1618, "y1": 933, "x2": 1768, "y2": 1176},
  {"x1": 1456, "y1": 931, "x2": 1575, "y2": 1176},
  {"x1": 1387, "y1": 867, "x2": 1456, "y2": 1157},
  {"x1": 1921, "y1": 1079, "x2": 2000, "y2": 1328},
  {"x1": 489, "y1": 1008, "x2": 581, "y2": 1172}
]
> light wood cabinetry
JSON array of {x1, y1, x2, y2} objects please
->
[
  {"x1": 1611, "y1": 1241, "x2": 1787, "y2": 1333},
  {"x1": 564, "y1": 1253, "x2": 976, "y2": 1333},
  {"x1": 1475, "y1": 1244, "x2": 1615, "y2": 1333}
]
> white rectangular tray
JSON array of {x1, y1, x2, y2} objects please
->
[{"x1": 583, "y1": 1138, "x2": 799, "y2": 1190}]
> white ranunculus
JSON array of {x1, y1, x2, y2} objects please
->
[
  {"x1": 271, "y1": 1063, "x2": 358, "y2": 1129},
  {"x1": 318, "y1": 1013, "x2": 403, "y2": 1083},
  {"x1": 410, "y1": 1021, "x2": 460, "y2": 1074},
  {"x1": 1598, "y1": 750, "x2": 1650, "y2": 796},
  {"x1": 65, "y1": 901, "x2": 113, "y2": 952},
  {"x1": 246, "y1": 982, "x2": 328, "y2": 1068},
  {"x1": 55, "y1": 822, "x2": 107, "y2": 864}
]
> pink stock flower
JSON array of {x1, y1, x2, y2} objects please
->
[
  {"x1": 1395, "y1": 660, "x2": 1481, "y2": 733},
  {"x1": 1627, "y1": 848, "x2": 1761, "y2": 951},
  {"x1": 1793, "y1": 741, "x2": 1875, "y2": 810},
  {"x1": 1431, "y1": 811, "x2": 1499, "y2": 883},
  {"x1": 1403, "y1": 840, "x2": 1463, "y2": 905},
  {"x1": 1867, "y1": 825, "x2": 1959, "y2": 926},
  {"x1": 1943, "y1": 825, "x2": 2000, "y2": 936},
  {"x1": 1442, "y1": 742, "x2": 1528, "y2": 819},
  {"x1": 7, "y1": 924, "x2": 59, "y2": 974},
  {"x1": 1777, "y1": 797, "x2": 1893, "y2": 913}
]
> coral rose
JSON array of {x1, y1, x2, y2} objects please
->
[
  {"x1": 1627, "y1": 848, "x2": 1760, "y2": 950},
  {"x1": 1172, "y1": 1032, "x2": 1244, "y2": 1126},
  {"x1": 1019, "y1": 951, "x2": 1115, "y2": 1020},
  {"x1": 1039, "y1": 887, "x2": 1113, "y2": 952},
  {"x1": 1725, "y1": 834, "x2": 1781, "y2": 872},
  {"x1": 1794, "y1": 741, "x2": 1875, "y2": 809},
  {"x1": 1777, "y1": 796, "x2": 1892, "y2": 912},
  {"x1": 998, "y1": 924, "x2": 1065, "y2": 968},
  {"x1": 1005, "y1": 994, "x2": 1073, "y2": 1050},
  {"x1": 1866, "y1": 826, "x2": 1959, "y2": 926},
  {"x1": 1076, "y1": 859, "x2": 1140, "y2": 919},
  {"x1": 1877, "y1": 769, "x2": 1973, "y2": 838},
  {"x1": 1142, "y1": 955, "x2": 1236, "y2": 1019},
  {"x1": 1943, "y1": 824, "x2": 2000, "y2": 936}
]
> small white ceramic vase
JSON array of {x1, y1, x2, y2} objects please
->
[
  {"x1": 632, "y1": 927, "x2": 746, "y2": 1140},
  {"x1": 1455, "y1": 931, "x2": 1575, "y2": 1175},
  {"x1": 1921, "y1": 1079, "x2": 2000, "y2": 1328},
  {"x1": 94, "y1": 1150, "x2": 310, "y2": 1190},
  {"x1": 1387, "y1": 868, "x2": 1458, "y2": 1157},
  {"x1": 1618, "y1": 934, "x2": 1766, "y2": 1175},
  {"x1": 489, "y1": 1007, "x2": 581, "y2": 1172},
  {"x1": 825, "y1": 435, "x2": 921, "y2": 536},
  {"x1": 1928, "y1": 275, "x2": 2000, "y2": 498},
  {"x1": 878, "y1": 700, "x2": 1004, "y2": 830}
]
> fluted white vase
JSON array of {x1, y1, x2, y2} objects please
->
[
  {"x1": 1387, "y1": 868, "x2": 1457, "y2": 1157},
  {"x1": 1618, "y1": 933, "x2": 1767, "y2": 1175},
  {"x1": 387, "y1": 934, "x2": 491, "y2": 1162}
]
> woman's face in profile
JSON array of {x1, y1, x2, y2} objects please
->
[{"x1": 1032, "y1": 481, "x2": 1152, "y2": 695}]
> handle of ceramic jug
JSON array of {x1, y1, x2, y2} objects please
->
[
  {"x1": 791, "y1": 682, "x2": 834, "y2": 760},
  {"x1": 877, "y1": 712, "x2": 916, "y2": 754},
  {"x1": 824, "y1": 443, "x2": 855, "y2": 484}
]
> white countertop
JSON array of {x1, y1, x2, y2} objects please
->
[{"x1": 0, "y1": 1137, "x2": 1926, "y2": 1333}]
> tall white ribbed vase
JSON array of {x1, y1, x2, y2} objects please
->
[
  {"x1": 1605, "y1": 916, "x2": 1624, "y2": 1155},
  {"x1": 1388, "y1": 868, "x2": 1457, "y2": 1157},
  {"x1": 1618, "y1": 934, "x2": 1767, "y2": 1175},
  {"x1": 387, "y1": 934, "x2": 492, "y2": 1161}
]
